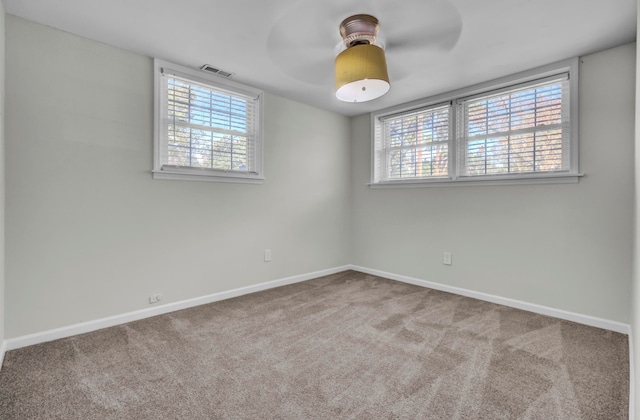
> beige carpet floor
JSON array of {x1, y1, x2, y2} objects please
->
[{"x1": 0, "y1": 270, "x2": 629, "y2": 419}]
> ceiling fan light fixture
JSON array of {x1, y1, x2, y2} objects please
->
[
  {"x1": 335, "y1": 14, "x2": 390, "y2": 103},
  {"x1": 335, "y1": 44, "x2": 390, "y2": 103}
]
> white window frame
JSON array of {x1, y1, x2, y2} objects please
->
[
  {"x1": 153, "y1": 59, "x2": 264, "y2": 183},
  {"x1": 370, "y1": 58, "x2": 581, "y2": 187}
]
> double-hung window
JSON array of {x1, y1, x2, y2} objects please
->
[
  {"x1": 456, "y1": 75, "x2": 570, "y2": 177},
  {"x1": 153, "y1": 59, "x2": 264, "y2": 183},
  {"x1": 371, "y1": 59, "x2": 579, "y2": 186},
  {"x1": 376, "y1": 104, "x2": 451, "y2": 181}
]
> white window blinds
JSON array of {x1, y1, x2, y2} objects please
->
[
  {"x1": 160, "y1": 71, "x2": 259, "y2": 174},
  {"x1": 456, "y1": 74, "x2": 570, "y2": 177},
  {"x1": 378, "y1": 104, "x2": 451, "y2": 181}
]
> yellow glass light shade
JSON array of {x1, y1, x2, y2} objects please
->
[{"x1": 335, "y1": 44, "x2": 390, "y2": 103}]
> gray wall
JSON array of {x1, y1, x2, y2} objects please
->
[
  {"x1": 351, "y1": 43, "x2": 635, "y2": 323},
  {"x1": 632, "y1": 5, "x2": 639, "y2": 419},
  {"x1": 5, "y1": 16, "x2": 351, "y2": 338},
  {"x1": 0, "y1": 1, "x2": 5, "y2": 345}
]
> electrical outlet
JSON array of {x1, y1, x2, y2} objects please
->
[
  {"x1": 264, "y1": 249, "x2": 272, "y2": 262},
  {"x1": 149, "y1": 294, "x2": 161, "y2": 304},
  {"x1": 443, "y1": 252, "x2": 452, "y2": 265}
]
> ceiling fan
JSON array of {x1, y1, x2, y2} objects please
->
[{"x1": 266, "y1": 0, "x2": 463, "y2": 101}]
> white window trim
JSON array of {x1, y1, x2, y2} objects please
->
[
  {"x1": 370, "y1": 58, "x2": 582, "y2": 188},
  {"x1": 153, "y1": 59, "x2": 265, "y2": 183}
]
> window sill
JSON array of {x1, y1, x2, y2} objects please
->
[
  {"x1": 369, "y1": 173, "x2": 584, "y2": 188},
  {"x1": 152, "y1": 169, "x2": 264, "y2": 184}
]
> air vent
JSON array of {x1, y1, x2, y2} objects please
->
[{"x1": 200, "y1": 64, "x2": 233, "y2": 78}]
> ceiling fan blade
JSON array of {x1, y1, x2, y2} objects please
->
[
  {"x1": 376, "y1": 0, "x2": 463, "y2": 53},
  {"x1": 266, "y1": 1, "x2": 343, "y2": 85},
  {"x1": 387, "y1": 30, "x2": 461, "y2": 54},
  {"x1": 385, "y1": 14, "x2": 462, "y2": 53},
  {"x1": 267, "y1": 32, "x2": 335, "y2": 85}
]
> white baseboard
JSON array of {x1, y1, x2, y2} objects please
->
[
  {"x1": 629, "y1": 330, "x2": 635, "y2": 420},
  {"x1": 3, "y1": 264, "x2": 630, "y2": 352},
  {"x1": 4, "y1": 265, "x2": 350, "y2": 351},
  {"x1": 348, "y1": 265, "x2": 631, "y2": 335}
]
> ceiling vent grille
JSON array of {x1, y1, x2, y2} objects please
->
[{"x1": 200, "y1": 64, "x2": 233, "y2": 78}]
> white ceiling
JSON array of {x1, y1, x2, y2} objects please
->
[{"x1": 4, "y1": 0, "x2": 637, "y2": 117}]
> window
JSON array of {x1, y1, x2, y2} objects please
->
[
  {"x1": 377, "y1": 104, "x2": 451, "y2": 181},
  {"x1": 153, "y1": 59, "x2": 264, "y2": 183},
  {"x1": 371, "y1": 59, "x2": 579, "y2": 186},
  {"x1": 457, "y1": 75, "x2": 569, "y2": 177}
]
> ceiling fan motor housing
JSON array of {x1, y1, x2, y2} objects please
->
[{"x1": 339, "y1": 14, "x2": 380, "y2": 47}]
